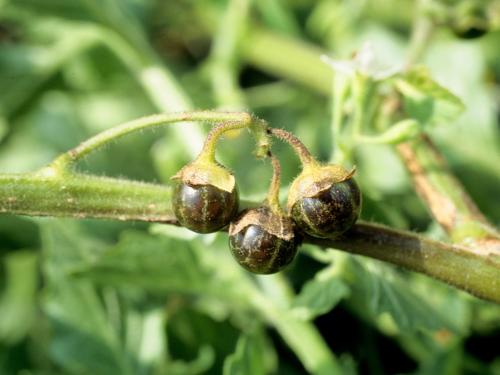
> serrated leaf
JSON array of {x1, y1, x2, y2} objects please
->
[
  {"x1": 396, "y1": 66, "x2": 465, "y2": 126},
  {"x1": 292, "y1": 273, "x2": 349, "y2": 320},
  {"x1": 72, "y1": 230, "x2": 255, "y2": 310},
  {"x1": 72, "y1": 230, "x2": 214, "y2": 293},
  {"x1": 344, "y1": 257, "x2": 469, "y2": 335},
  {"x1": 40, "y1": 220, "x2": 133, "y2": 375}
]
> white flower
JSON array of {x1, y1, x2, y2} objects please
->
[{"x1": 321, "y1": 42, "x2": 401, "y2": 81}]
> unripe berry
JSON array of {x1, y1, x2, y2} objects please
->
[
  {"x1": 288, "y1": 165, "x2": 361, "y2": 238},
  {"x1": 229, "y1": 206, "x2": 298, "y2": 274},
  {"x1": 171, "y1": 160, "x2": 238, "y2": 233}
]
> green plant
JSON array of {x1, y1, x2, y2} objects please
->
[{"x1": 1, "y1": 0, "x2": 500, "y2": 374}]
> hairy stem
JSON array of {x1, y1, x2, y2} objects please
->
[
  {"x1": 197, "y1": 118, "x2": 254, "y2": 163},
  {"x1": 0, "y1": 173, "x2": 175, "y2": 223},
  {"x1": 269, "y1": 128, "x2": 318, "y2": 167},
  {"x1": 266, "y1": 153, "x2": 283, "y2": 214},
  {"x1": 1, "y1": 172, "x2": 498, "y2": 303},
  {"x1": 242, "y1": 27, "x2": 499, "y2": 244},
  {"x1": 51, "y1": 111, "x2": 255, "y2": 170}
]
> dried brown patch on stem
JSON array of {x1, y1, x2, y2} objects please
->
[{"x1": 397, "y1": 135, "x2": 499, "y2": 244}]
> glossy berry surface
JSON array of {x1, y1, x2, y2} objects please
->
[
  {"x1": 172, "y1": 181, "x2": 238, "y2": 233},
  {"x1": 291, "y1": 178, "x2": 361, "y2": 238},
  {"x1": 452, "y1": 26, "x2": 488, "y2": 39},
  {"x1": 229, "y1": 208, "x2": 298, "y2": 274}
]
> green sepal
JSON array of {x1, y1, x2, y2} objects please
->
[{"x1": 171, "y1": 159, "x2": 236, "y2": 193}]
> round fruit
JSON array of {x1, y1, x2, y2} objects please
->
[
  {"x1": 171, "y1": 159, "x2": 238, "y2": 233},
  {"x1": 229, "y1": 207, "x2": 298, "y2": 274},
  {"x1": 287, "y1": 164, "x2": 361, "y2": 238},
  {"x1": 172, "y1": 181, "x2": 238, "y2": 233}
]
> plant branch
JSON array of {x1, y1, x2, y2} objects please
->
[
  {"x1": 308, "y1": 222, "x2": 500, "y2": 304},
  {"x1": 0, "y1": 173, "x2": 175, "y2": 223},
  {"x1": 51, "y1": 111, "x2": 255, "y2": 170},
  {"x1": 397, "y1": 137, "x2": 500, "y2": 244},
  {"x1": 240, "y1": 26, "x2": 499, "y2": 245},
  {"x1": 1, "y1": 172, "x2": 498, "y2": 303}
]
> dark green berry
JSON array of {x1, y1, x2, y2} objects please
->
[
  {"x1": 288, "y1": 164, "x2": 361, "y2": 238},
  {"x1": 450, "y1": 3, "x2": 489, "y2": 39},
  {"x1": 229, "y1": 207, "x2": 298, "y2": 274},
  {"x1": 171, "y1": 159, "x2": 238, "y2": 233},
  {"x1": 452, "y1": 25, "x2": 488, "y2": 39},
  {"x1": 172, "y1": 181, "x2": 238, "y2": 233}
]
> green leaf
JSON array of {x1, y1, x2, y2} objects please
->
[
  {"x1": 395, "y1": 66, "x2": 465, "y2": 126},
  {"x1": 343, "y1": 257, "x2": 469, "y2": 335},
  {"x1": 0, "y1": 250, "x2": 38, "y2": 344},
  {"x1": 360, "y1": 119, "x2": 421, "y2": 145},
  {"x1": 168, "y1": 346, "x2": 216, "y2": 375},
  {"x1": 292, "y1": 269, "x2": 349, "y2": 320},
  {"x1": 40, "y1": 220, "x2": 133, "y2": 375},
  {"x1": 223, "y1": 331, "x2": 271, "y2": 375},
  {"x1": 73, "y1": 230, "x2": 255, "y2": 310}
]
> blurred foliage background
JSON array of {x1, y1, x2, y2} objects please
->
[{"x1": 1, "y1": 0, "x2": 500, "y2": 374}]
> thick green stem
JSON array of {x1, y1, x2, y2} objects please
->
[
  {"x1": 1, "y1": 171, "x2": 498, "y2": 303},
  {"x1": 308, "y1": 222, "x2": 500, "y2": 304},
  {"x1": 0, "y1": 173, "x2": 174, "y2": 223}
]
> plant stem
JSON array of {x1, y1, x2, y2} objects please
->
[
  {"x1": 269, "y1": 128, "x2": 318, "y2": 168},
  {"x1": 196, "y1": 119, "x2": 255, "y2": 163},
  {"x1": 241, "y1": 26, "x2": 499, "y2": 244},
  {"x1": 330, "y1": 74, "x2": 350, "y2": 163},
  {"x1": 209, "y1": 0, "x2": 250, "y2": 109},
  {"x1": 88, "y1": 24, "x2": 205, "y2": 158},
  {"x1": 308, "y1": 222, "x2": 500, "y2": 304},
  {"x1": 0, "y1": 173, "x2": 175, "y2": 223},
  {"x1": 242, "y1": 28, "x2": 332, "y2": 95},
  {"x1": 405, "y1": 0, "x2": 436, "y2": 67},
  {"x1": 266, "y1": 153, "x2": 283, "y2": 214},
  {"x1": 397, "y1": 137, "x2": 500, "y2": 243},
  {"x1": 250, "y1": 286, "x2": 343, "y2": 375},
  {"x1": 51, "y1": 111, "x2": 255, "y2": 170},
  {"x1": 1, "y1": 171, "x2": 498, "y2": 302}
]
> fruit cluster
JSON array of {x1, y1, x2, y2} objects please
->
[{"x1": 171, "y1": 121, "x2": 361, "y2": 274}]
